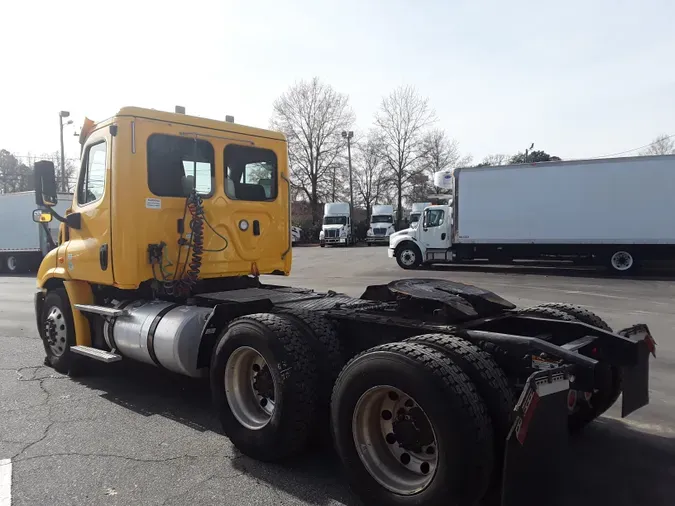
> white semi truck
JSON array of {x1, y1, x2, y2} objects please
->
[
  {"x1": 0, "y1": 191, "x2": 72, "y2": 273},
  {"x1": 366, "y1": 204, "x2": 395, "y2": 245},
  {"x1": 319, "y1": 202, "x2": 355, "y2": 247},
  {"x1": 409, "y1": 202, "x2": 432, "y2": 227},
  {"x1": 389, "y1": 154, "x2": 675, "y2": 274}
]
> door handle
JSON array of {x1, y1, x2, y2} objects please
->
[
  {"x1": 253, "y1": 220, "x2": 260, "y2": 236},
  {"x1": 99, "y1": 243, "x2": 109, "y2": 271},
  {"x1": 441, "y1": 233, "x2": 446, "y2": 240}
]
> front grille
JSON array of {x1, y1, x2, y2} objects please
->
[
  {"x1": 373, "y1": 228, "x2": 387, "y2": 236},
  {"x1": 325, "y1": 229, "x2": 339, "y2": 238}
]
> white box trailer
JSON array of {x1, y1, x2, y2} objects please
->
[
  {"x1": 0, "y1": 191, "x2": 73, "y2": 273},
  {"x1": 389, "y1": 155, "x2": 675, "y2": 273}
]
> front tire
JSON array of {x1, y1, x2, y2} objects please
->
[
  {"x1": 210, "y1": 313, "x2": 320, "y2": 462},
  {"x1": 395, "y1": 242, "x2": 422, "y2": 270},
  {"x1": 331, "y1": 342, "x2": 493, "y2": 506},
  {"x1": 41, "y1": 288, "x2": 82, "y2": 375}
]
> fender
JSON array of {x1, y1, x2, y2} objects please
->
[
  {"x1": 36, "y1": 248, "x2": 72, "y2": 289},
  {"x1": 389, "y1": 230, "x2": 424, "y2": 254},
  {"x1": 195, "y1": 299, "x2": 275, "y2": 369}
]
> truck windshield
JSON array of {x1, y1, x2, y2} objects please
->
[
  {"x1": 410, "y1": 213, "x2": 421, "y2": 223},
  {"x1": 324, "y1": 216, "x2": 347, "y2": 225},
  {"x1": 371, "y1": 215, "x2": 393, "y2": 224}
]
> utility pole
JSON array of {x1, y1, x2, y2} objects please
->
[
  {"x1": 59, "y1": 111, "x2": 72, "y2": 192},
  {"x1": 524, "y1": 142, "x2": 534, "y2": 163},
  {"x1": 342, "y1": 130, "x2": 354, "y2": 234}
]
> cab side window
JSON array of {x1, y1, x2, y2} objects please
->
[
  {"x1": 424, "y1": 209, "x2": 445, "y2": 228},
  {"x1": 224, "y1": 145, "x2": 277, "y2": 201},
  {"x1": 147, "y1": 134, "x2": 215, "y2": 197},
  {"x1": 77, "y1": 141, "x2": 107, "y2": 205}
]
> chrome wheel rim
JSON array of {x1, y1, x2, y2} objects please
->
[
  {"x1": 224, "y1": 346, "x2": 276, "y2": 430},
  {"x1": 352, "y1": 386, "x2": 438, "y2": 495},
  {"x1": 400, "y1": 249, "x2": 416, "y2": 267},
  {"x1": 44, "y1": 307, "x2": 67, "y2": 357},
  {"x1": 611, "y1": 251, "x2": 633, "y2": 271},
  {"x1": 7, "y1": 256, "x2": 16, "y2": 271}
]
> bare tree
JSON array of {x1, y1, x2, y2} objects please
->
[
  {"x1": 479, "y1": 153, "x2": 509, "y2": 167},
  {"x1": 270, "y1": 77, "x2": 355, "y2": 223},
  {"x1": 375, "y1": 86, "x2": 436, "y2": 224},
  {"x1": 353, "y1": 131, "x2": 390, "y2": 220},
  {"x1": 640, "y1": 134, "x2": 675, "y2": 156},
  {"x1": 23, "y1": 152, "x2": 78, "y2": 192},
  {"x1": 421, "y1": 129, "x2": 472, "y2": 192},
  {"x1": 0, "y1": 150, "x2": 31, "y2": 193}
]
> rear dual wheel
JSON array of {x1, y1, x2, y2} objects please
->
[
  {"x1": 331, "y1": 342, "x2": 494, "y2": 506},
  {"x1": 210, "y1": 311, "x2": 345, "y2": 461},
  {"x1": 522, "y1": 303, "x2": 621, "y2": 431}
]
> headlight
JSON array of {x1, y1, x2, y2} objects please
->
[
  {"x1": 367, "y1": 229, "x2": 374, "y2": 236},
  {"x1": 339, "y1": 228, "x2": 346, "y2": 236},
  {"x1": 319, "y1": 230, "x2": 325, "y2": 239}
]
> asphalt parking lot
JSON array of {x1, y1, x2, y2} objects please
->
[{"x1": 1, "y1": 246, "x2": 674, "y2": 505}]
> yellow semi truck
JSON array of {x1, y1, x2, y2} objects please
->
[{"x1": 32, "y1": 107, "x2": 656, "y2": 506}]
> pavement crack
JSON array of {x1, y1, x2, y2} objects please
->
[
  {"x1": 11, "y1": 420, "x2": 55, "y2": 460},
  {"x1": 14, "y1": 451, "x2": 222, "y2": 465}
]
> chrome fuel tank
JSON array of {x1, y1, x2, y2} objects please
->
[{"x1": 105, "y1": 301, "x2": 212, "y2": 378}]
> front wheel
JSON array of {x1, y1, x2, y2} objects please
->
[
  {"x1": 41, "y1": 288, "x2": 83, "y2": 375},
  {"x1": 395, "y1": 243, "x2": 422, "y2": 270}
]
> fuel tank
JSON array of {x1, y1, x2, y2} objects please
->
[{"x1": 104, "y1": 300, "x2": 212, "y2": 377}]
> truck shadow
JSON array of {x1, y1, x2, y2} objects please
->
[
  {"x1": 422, "y1": 262, "x2": 675, "y2": 281},
  {"x1": 73, "y1": 362, "x2": 675, "y2": 506}
]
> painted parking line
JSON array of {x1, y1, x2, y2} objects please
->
[{"x1": 0, "y1": 459, "x2": 11, "y2": 506}]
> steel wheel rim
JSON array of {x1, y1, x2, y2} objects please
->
[
  {"x1": 7, "y1": 256, "x2": 16, "y2": 271},
  {"x1": 611, "y1": 251, "x2": 633, "y2": 271},
  {"x1": 400, "y1": 249, "x2": 416, "y2": 267},
  {"x1": 45, "y1": 307, "x2": 67, "y2": 357},
  {"x1": 224, "y1": 346, "x2": 276, "y2": 430},
  {"x1": 352, "y1": 385, "x2": 438, "y2": 495}
]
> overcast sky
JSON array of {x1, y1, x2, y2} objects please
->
[{"x1": 1, "y1": 0, "x2": 673, "y2": 164}]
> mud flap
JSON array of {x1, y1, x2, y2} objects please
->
[
  {"x1": 618, "y1": 324, "x2": 655, "y2": 417},
  {"x1": 501, "y1": 368, "x2": 571, "y2": 506}
]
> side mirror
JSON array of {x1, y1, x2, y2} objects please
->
[
  {"x1": 32, "y1": 209, "x2": 53, "y2": 223},
  {"x1": 34, "y1": 160, "x2": 58, "y2": 207}
]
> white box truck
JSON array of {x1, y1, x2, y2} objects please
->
[
  {"x1": 0, "y1": 191, "x2": 73, "y2": 273},
  {"x1": 389, "y1": 154, "x2": 675, "y2": 274},
  {"x1": 409, "y1": 202, "x2": 432, "y2": 227},
  {"x1": 319, "y1": 202, "x2": 355, "y2": 247},
  {"x1": 366, "y1": 204, "x2": 395, "y2": 245}
]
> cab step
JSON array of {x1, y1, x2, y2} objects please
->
[
  {"x1": 74, "y1": 304, "x2": 128, "y2": 318},
  {"x1": 71, "y1": 345, "x2": 122, "y2": 363}
]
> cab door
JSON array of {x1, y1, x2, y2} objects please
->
[
  {"x1": 419, "y1": 208, "x2": 451, "y2": 249},
  {"x1": 64, "y1": 130, "x2": 114, "y2": 285}
]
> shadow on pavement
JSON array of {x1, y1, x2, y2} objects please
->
[{"x1": 73, "y1": 361, "x2": 675, "y2": 506}]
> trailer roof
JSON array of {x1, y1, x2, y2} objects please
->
[{"x1": 457, "y1": 153, "x2": 675, "y2": 172}]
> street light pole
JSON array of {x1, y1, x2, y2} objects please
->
[
  {"x1": 342, "y1": 130, "x2": 354, "y2": 238},
  {"x1": 59, "y1": 111, "x2": 71, "y2": 192}
]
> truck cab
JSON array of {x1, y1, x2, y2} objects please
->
[
  {"x1": 388, "y1": 204, "x2": 453, "y2": 268},
  {"x1": 408, "y1": 202, "x2": 431, "y2": 228},
  {"x1": 319, "y1": 202, "x2": 353, "y2": 246},
  {"x1": 366, "y1": 204, "x2": 395, "y2": 245}
]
